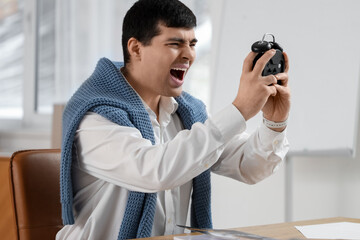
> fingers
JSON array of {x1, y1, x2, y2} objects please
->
[
  {"x1": 273, "y1": 52, "x2": 289, "y2": 87},
  {"x1": 269, "y1": 73, "x2": 290, "y2": 97},
  {"x1": 264, "y1": 74, "x2": 278, "y2": 86},
  {"x1": 274, "y1": 83, "x2": 290, "y2": 96},
  {"x1": 252, "y1": 49, "x2": 276, "y2": 75},
  {"x1": 245, "y1": 50, "x2": 289, "y2": 76},
  {"x1": 283, "y1": 52, "x2": 290, "y2": 73},
  {"x1": 275, "y1": 72, "x2": 288, "y2": 87},
  {"x1": 268, "y1": 84, "x2": 277, "y2": 96},
  {"x1": 242, "y1": 52, "x2": 257, "y2": 73},
  {"x1": 263, "y1": 75, "x2": 277, "y2": 97}
]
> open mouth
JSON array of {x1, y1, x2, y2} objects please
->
[{"x1": 170, "y1": 68, "x2": 187, "y2": 80}]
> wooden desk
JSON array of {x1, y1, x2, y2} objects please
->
[{"x1": 137, "y1": 217, "x2": 360, "y2": 240}]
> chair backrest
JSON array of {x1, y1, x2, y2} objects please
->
[
  {"x1": 0, "y1": 149, "x2": 63, "y2": 240},
  {"x1": 0, "y1": 154, "x2": 17, "y2": 239}
]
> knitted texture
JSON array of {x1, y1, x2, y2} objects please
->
[{"x1": 60, "y1": 58, "x2": 212, "y2": 239}]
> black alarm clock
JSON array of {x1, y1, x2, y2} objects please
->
[{"x1": 252, "y1": 33, "x2": 284, "y2": 84}]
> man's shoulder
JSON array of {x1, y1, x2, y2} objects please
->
[
  {"x1": 175, "y1": 91, "x2": 208, "y2": 126},
  {"x1": 176, "y1": 91, "x2": 205, "y2": 106}
]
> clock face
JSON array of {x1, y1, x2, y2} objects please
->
[
  {"x1": 253, "y1": 50, "x2": 285, "y2": 85},
  {"x1": 263, "y1": 50, "x2": 285, "y2": 77}
]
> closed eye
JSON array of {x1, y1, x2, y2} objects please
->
[
  {"x1": 166, "y1": 43, "x2": 180, "y2": 48},
  {"x1": 167, "y1": 43, "x2": 196, "y2": 48}
]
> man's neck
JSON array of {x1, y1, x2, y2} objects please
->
[{"x1": 121, "y1": 66, "x2": 161, "y2": 118}]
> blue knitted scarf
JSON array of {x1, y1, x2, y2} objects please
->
[{"x1": 60, "y1": 58, "x2": 212, "y2": 239}]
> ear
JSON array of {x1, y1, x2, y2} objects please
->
[{"x1": 127, "y1": 37, "x2": 142, "y2": 61}]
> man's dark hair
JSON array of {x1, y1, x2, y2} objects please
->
[{"x1": 122, "y1": 0, "x2": 197, "y2": 64}]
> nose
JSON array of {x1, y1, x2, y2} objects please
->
[{"x1": 182, "y1": 45, "x2": 196, "y2": 62}]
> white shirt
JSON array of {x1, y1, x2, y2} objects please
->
[{"x1": 56, "y1": 97, "x2": 289, "y2": 240}]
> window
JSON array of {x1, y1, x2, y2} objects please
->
[
  {"x1": 0, "y1": 0, "x2": 212, "y2": 128},
  {"x1": 36, "y1": 0, "x2": 55, "y2": 114},
  {"x1": 183, "y1": 0, "x2": 212, "y2": 107},
  {"x1": 0, "y1": 0, "x2": 24, "y2": 119},
  {"x1": 0, "y1": 0, "x2": 55, "y2": 129}
]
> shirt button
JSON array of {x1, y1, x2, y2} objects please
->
[
  {"x1": 204, "y1": 163, "x2": 209, "y2": 168},
  {"x1": 168, "y1": 218, "x2": 172, "y2": 223},
  {"x1": 274, "y1": 140, "x2": 279, "y2": 145}
]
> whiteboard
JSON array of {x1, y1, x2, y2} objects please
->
[{"x1": 210, "y1": 0, "x2": 360, "y2": 152}]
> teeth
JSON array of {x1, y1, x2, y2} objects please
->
[{"x1": 171, "y1": 68, "x2": 187, "y2": 71}]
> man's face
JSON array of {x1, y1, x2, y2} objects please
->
[{"x1": 136, "y1": 24, "x2": 197, "y2": 99}]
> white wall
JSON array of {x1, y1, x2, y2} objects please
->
[
  {"x1": 208, "y1": 0, "x2": 360, "y2": 228},
  {"x1": 211, "y1": 149, "x2": 360, "y2": 229},
  {"x1": 212, "y1": 166, "x2": 285, "y2": 228},
  {"x1": 210, "y1": 0, "x2": 360, "y2": 152}
]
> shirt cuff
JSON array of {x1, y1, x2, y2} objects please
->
[
  {"x1": 259, "y1": 122, "x2": 288, "y2": 151},
  {"x1": 210, "y1": 104, "x2": 246, "y2": 143}
]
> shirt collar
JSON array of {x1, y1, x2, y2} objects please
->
[
  {"x1": 160, "y1": 96, "x2": 178, "y2": 115},
  {"x1": 147, "y1": 96, "x2": 178, "y2": 127}
]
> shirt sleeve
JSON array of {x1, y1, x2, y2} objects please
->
[
  {"x1": 211, "y1": 105, "x2": 290, "y2": 184},
  {"x1": 73, "y1": 105, "x2": 247, "y2": 193}
]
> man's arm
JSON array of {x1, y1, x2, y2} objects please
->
[
  {"x1": 261, "y1": 52, "x2": 290, "y2": 132},
  {"x1": 211, "y1": 50, "x2": 290, "y2": 183},
  {"x1": 211, "y1": 116, "x2": 289, "y2": 184},
  {"x1": 73, "y1": 109, "x2": 245, "y2": 193},
  {"x1": 232, "y1": 50, "x2": 291, "y2": 131}
]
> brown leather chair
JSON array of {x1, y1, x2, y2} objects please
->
[{"x1": 0, "y1": 149, "x2": 63, "y2": 240}]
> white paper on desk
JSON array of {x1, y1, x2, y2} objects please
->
[
  {"x1": 174, "y1": 235, "x2": 231, "y2": 240},
  {"x1": 295, "y1": 222, "x2": 360, "y2": 239}
]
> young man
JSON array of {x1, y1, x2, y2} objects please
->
[{"x1": 57, "y1": 0, "x2": 290, "y2": 239}]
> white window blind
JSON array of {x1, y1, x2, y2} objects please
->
[{"x1": 0, "y1": 0, "x2": 24, "y2": 119}]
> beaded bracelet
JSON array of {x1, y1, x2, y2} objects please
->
[{"x1": 263, "y1": 117, "x2": 288, "y2": 129}]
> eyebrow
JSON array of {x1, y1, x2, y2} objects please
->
[{"x1": 166, "y1": 37, "x2": 198, "y2": 44}]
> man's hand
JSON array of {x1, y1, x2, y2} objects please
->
[
  {"x1": 232, "y1": 49, "x2": 280, "y2": 121},
  {"x1": 262, "y1": 52, "x2": 290, "y2": 130}
]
